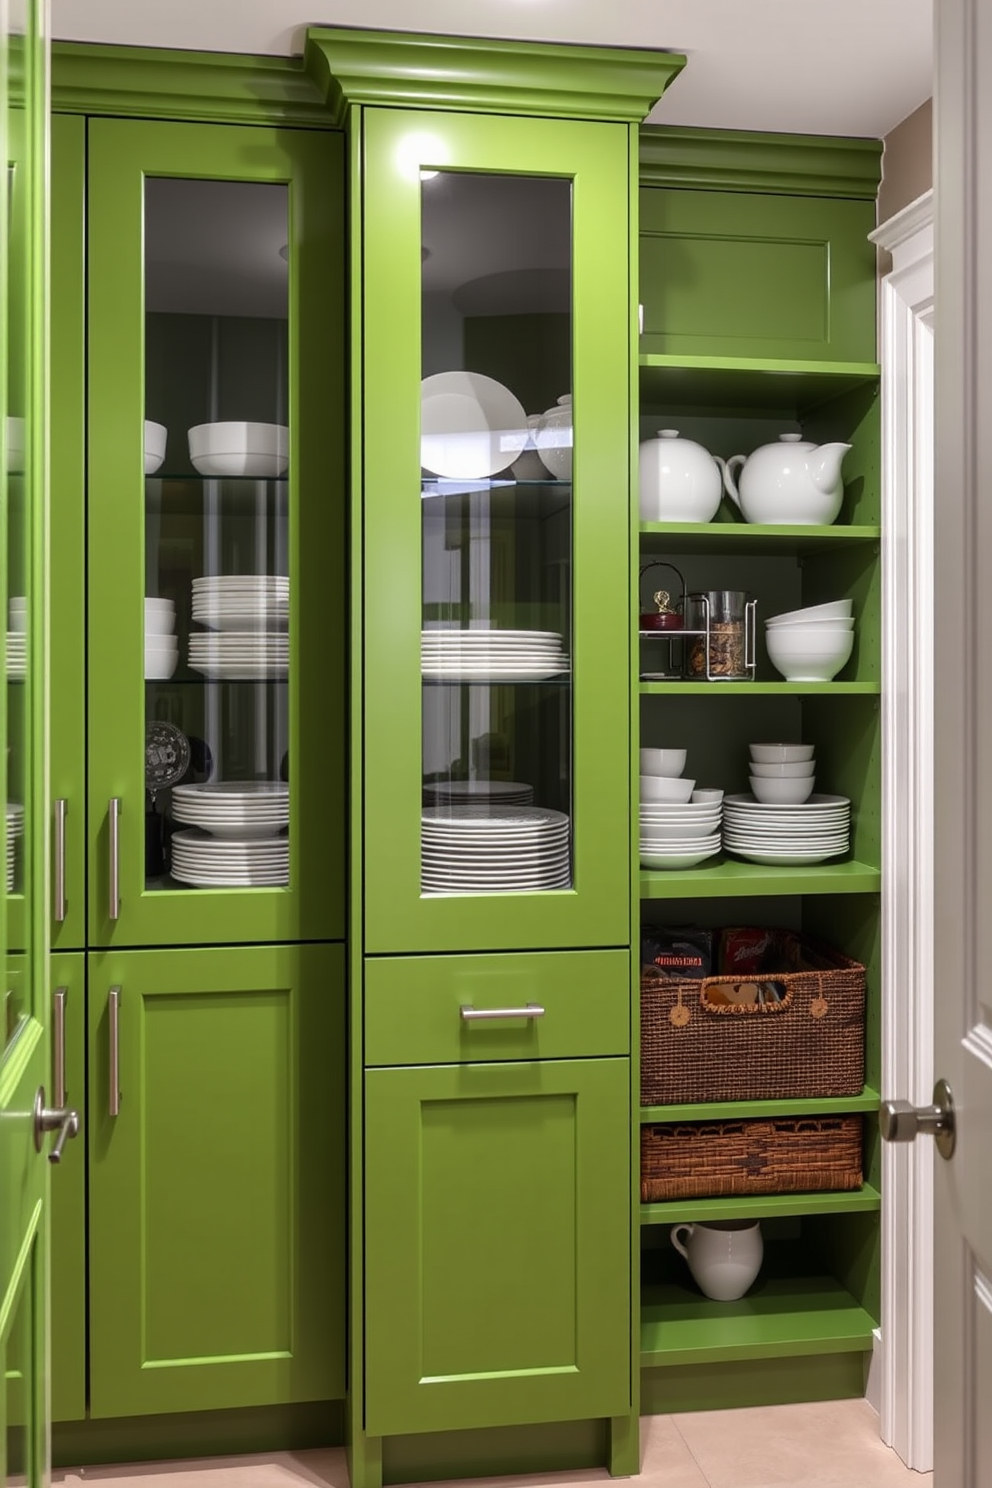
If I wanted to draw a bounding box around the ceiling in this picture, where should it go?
[51,0,933,139]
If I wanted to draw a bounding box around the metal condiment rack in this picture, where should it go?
[639,563,757,682]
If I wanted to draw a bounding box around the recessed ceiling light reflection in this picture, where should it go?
[420,169,440,181]
[395,130,449,183]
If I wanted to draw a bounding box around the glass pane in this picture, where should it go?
[143,179,290,892]
[4,1267,34,1486]
[4,0,29,1054]
[420,172,572,895]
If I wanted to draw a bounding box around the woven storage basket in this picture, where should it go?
[640,930,865,1105]
[640,1114,864,1202]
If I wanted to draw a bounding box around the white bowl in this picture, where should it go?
[145,616,176,637]
[766,614,855,630]
[749,743,814,763]
[749,774,815,805]
[145,420,167,476]
[7,610,26,634]
[765,626,855,682]
[145,651,178,680]
[639,774,696,803]
[640,843,722,870]
[765,599,853,625]
[691,788,724,804]
[7,415,24,474]
[749,761,816,778]
[639,747,687,778]
[188,422,288,479]
[639,817,720,842]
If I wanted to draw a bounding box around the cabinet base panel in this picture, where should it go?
[52,1401,345,1471]
[641,1352,868,1416]
[381,1418,608,1486]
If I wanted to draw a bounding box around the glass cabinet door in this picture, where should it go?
[363,110,632,953]
[87,120,344,948]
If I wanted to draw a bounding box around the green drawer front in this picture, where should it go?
[365,949,630,1067]
[639,187,877,363]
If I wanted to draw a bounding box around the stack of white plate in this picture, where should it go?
[422,806,570,893]
[422,629,569,681]
[170,828,289,887]
[6,803,23,893]
[6,631,25,679]
[192,575,289,632]
[171,782,289,839]
[722,793,851,865]
[423,780,534,809]
[146,597,178,680]
[639,799,723,870]
[188,631,289,679]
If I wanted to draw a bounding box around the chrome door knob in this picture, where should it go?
[879,1077,956,1160]
[33,1087,81,1165]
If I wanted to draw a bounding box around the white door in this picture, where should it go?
[927,0,992,1481]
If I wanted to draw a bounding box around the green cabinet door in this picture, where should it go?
[359,108,633,954]
[364,1057,631,1436]
[87,942,345,1418]
[87,117,346,950]
[49,954,86,1423]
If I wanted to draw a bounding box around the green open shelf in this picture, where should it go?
[638,680,879,695]
[639,520,880,557]
[640,1184,881,1227]
[639,858,880,899]
[640,1244,877,1368]
[640,1089,880,1125]
[638,355,880,414]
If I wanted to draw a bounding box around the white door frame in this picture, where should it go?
[869,190,935,1474]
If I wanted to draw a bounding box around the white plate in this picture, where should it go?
[423,628,564,639]
[193,616,290,633]
[639,846,722,869]
[422,872,572,887]
[639,833,722,849]
[724,836,849,851]
[174,783,288,799]
[188,664,289,679]
[724,793,850,810]
[171,872,289,887]
[725,847,849,866]
[420,373,528,479]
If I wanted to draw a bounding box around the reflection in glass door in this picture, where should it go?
[143,179,290,893]
[420,172,573,895]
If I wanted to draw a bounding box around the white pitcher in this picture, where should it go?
[670,1219,763,1300]
[722,433,851,525]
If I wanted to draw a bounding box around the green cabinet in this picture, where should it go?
[87,942,345,1418]
[364,1057,631,1436]
[86,116,345,950]
[49,954,86,1423]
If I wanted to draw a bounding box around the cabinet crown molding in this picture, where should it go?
[51,42,335,128]
[304,27,685,126]
[640,124,883,199]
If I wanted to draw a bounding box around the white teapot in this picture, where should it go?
[639,429,726,523]
[722,432,851,525]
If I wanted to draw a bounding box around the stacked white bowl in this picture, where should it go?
[723,742,851,865]
[7,597,26,680]
[145,420,167,475]
[145,597,177,680]
[765,599,855,681]
[749,740,815,805]
[188,421,288,479]
[6,802,24,892]
[639,748,722,869]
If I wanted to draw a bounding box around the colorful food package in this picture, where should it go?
[641,926,714,981]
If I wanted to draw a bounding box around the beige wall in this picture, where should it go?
[878,97,933,224]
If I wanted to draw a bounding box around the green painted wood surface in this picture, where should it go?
[639,681,880,696]
[639,1088,880,1124]
[640,1184,881,1226]
[638,356,880,415]
[49,113,86,952]
[640,1350,867,1415]
[305,28,685,126]
[639,860,881,899]
[87,943,345,1419]
[365,949,630,1066]
[639,190,877,364]
[49,954,86,1423]
[53,1401,345,1470]
[361,108,633,954]
[639,520,880,556]
[364,1058,631,1436]
[638,126,883,199]
[86,118,346,949]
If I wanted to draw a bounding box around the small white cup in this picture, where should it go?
[670,1220,763,1301]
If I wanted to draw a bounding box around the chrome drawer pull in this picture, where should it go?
[53,798,67,922]
[460,1003,545,1022]
[108,797,121,921]
[108,986,121,1117]
[53,986,67,1107]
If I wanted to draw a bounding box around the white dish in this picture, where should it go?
[748,743,815,764]
[193,577,289,590]
[145,420,167,476]
[749,775,815,805]
[7,415,24,474]
[188,422,288,479]
[188,663,289,679]
[765,626,854,682]
[749,761,816,778]
[691,789,724,804]
[766,615,855,631]
[145,654,178,680]
[639,747,688,778]
[421,372,528,479]
[764,599,853,626]
[640,775,695,803]
[724,792,849,810]
[639,832,721,850]
[725,847,848,866]
[639,819,722,842]
[640,845,722,869]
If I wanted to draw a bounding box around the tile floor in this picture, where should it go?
[52,1400,932,1487]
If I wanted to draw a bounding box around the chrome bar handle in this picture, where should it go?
[53,798,67,922]
[108,986,120,1117]
[108,797,121,921]
[53,986,67,1108]
[33,1088,81,1165]
[745,599,758,679]
[460,1003,546,1022]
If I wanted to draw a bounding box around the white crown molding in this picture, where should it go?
[876,200,934,1474]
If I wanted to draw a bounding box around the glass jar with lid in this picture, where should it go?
[684,590,756,681]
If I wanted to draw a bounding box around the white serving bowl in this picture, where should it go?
[639,817,721,842]
[766,614,855,631]
[145,420,167,476]
[640,841,722,870]
[145,648,178,681]
[145,616,176,637]
[7,415,25,474]
[639,747,687,778]
[765,599,853,626]
[749,774,815,805]
[188,422,288,479]
[639,774,696,803]
[7,600,26,634]
[749,743,814,764]
[691,788,724,804]
[765,626,855,682]
[749,761,816,778]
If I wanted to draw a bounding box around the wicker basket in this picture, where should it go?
[641,930,865,1106]
[640,1114,864,1202]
